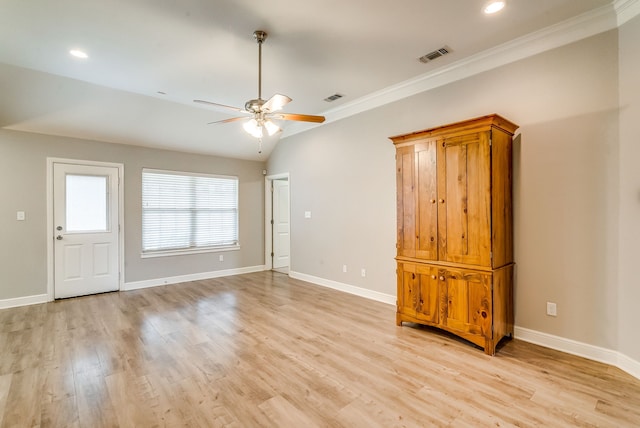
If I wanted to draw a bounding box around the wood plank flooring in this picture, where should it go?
[1,271,639,427]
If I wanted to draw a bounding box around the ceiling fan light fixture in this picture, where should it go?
[243,119,263,138]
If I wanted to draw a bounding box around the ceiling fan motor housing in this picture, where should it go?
[245,98,265,113]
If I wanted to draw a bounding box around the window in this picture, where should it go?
[66,174,108,232]
[142,169,239,256]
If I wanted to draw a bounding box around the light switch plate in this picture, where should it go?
[16,211,25,221]
[304,211,312,219]
[546,302,557,316]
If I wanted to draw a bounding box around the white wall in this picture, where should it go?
[0,130,266,300]
[618,15,640,363]
[268,30,621,351]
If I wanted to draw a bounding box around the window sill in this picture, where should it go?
[141,245,240,259]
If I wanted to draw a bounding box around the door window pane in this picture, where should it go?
[66,174,108,232]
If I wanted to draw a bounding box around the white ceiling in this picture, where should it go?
[0,0,618,160]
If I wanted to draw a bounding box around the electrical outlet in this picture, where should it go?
[546,302,557,316]
[219,254,224,262]
[361,268,366,278]
[342,265,347,273]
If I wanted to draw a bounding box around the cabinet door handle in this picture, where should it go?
[439,199,445,203]
[430,199,436,204]
[431,275,437,280]
[439,276,445,281]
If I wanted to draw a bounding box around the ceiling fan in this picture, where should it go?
[194,30,325,145]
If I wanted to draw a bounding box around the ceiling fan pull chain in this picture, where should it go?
[258,138,263,154]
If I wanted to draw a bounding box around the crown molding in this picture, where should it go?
[616,0,640,25]
[283,0,639,139]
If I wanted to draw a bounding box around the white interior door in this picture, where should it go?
[53,163,120,298]
[272,179,290,270]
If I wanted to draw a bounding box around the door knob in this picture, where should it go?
[56,235,63,240]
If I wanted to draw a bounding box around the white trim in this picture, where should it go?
[289,270,396,305]
[618,352,640,381]
[140,244,240,259]
[264,173,290,271]
[46,158,125,301]
[122,265,265,291]
[283,1,639,139]
[0,294,48,310]
[615,0,640,26]
[515,326,640,381]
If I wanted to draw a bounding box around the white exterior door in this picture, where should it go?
[272,179,290,269]
[53,163,120,298]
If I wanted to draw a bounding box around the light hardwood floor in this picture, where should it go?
[1,271,639,427]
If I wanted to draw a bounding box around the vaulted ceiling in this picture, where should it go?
[0,0,622,160]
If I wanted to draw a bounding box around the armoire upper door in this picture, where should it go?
[437,132,492,266]
[396,140,439,260]
[396,145,417,258]
[414,139,438,260]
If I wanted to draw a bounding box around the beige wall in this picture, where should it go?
[618,15,640,362]
[0,130,265,300]
[268,30,622,350]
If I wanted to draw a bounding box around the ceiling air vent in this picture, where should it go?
[324,93,344,102]
[418,46,451,64]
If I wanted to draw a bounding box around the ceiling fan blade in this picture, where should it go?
[262,94,292,112]
[272,113,326,123]
[194,99,245,113]
[208,116,248,125]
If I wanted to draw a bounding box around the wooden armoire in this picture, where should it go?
[390,114,518,355]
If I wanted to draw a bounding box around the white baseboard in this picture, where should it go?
[618,352,640,380]
[515,326,640,380]
[0,293,49,309]
[122,265,266,291]
[289,270,396,305]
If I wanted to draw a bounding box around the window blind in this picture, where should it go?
[142,169,238,253]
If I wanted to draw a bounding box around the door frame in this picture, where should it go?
[46,158,125,301]
[264,172,290,271]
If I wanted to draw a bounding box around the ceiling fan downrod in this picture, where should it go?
[254,30,267,102]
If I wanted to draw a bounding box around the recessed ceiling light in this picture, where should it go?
[69,49,89,59]
[484,1,506,14]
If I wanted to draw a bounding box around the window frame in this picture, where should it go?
[140,168,240,258]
